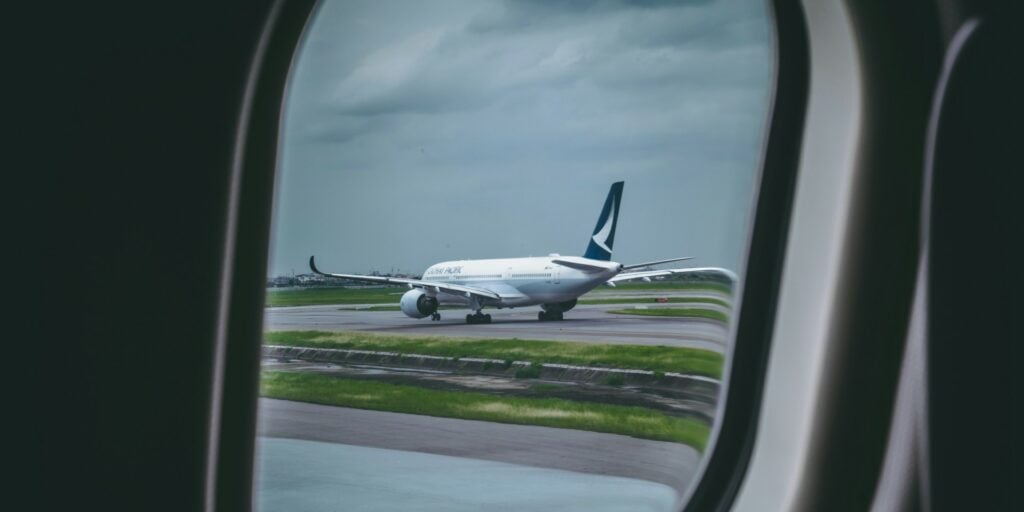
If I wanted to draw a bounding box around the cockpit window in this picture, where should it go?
[258,0,774,509]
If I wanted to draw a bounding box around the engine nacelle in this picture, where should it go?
[541,299,577,313]
[399,289,439,318]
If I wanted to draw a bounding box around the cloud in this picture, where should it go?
[467,0,714,34]
[332,29,446,112]
[329,24,596,116]
[271,0,774,275]
[318,0,768,120]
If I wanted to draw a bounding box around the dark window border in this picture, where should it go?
[682,0,808,510]
[212,1,319,510]
[218,1,810,511]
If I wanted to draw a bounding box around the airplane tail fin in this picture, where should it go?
[583,181,623,261]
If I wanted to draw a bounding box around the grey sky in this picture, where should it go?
[268,0,774,277]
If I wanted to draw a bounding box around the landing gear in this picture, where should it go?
[466,312,492,324]
[430,312,441,321]
[538,310,564,321]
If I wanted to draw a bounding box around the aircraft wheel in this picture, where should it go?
[538,311,546,321]
[554,311,564,321]
[466,314,474,324]
[484,314,492,324]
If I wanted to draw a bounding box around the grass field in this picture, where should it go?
[261,370,710,450]
[265,330,724,378]
[607,308,729,323]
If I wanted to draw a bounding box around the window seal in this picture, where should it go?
[209,1,320,510]
[681,0,809,510]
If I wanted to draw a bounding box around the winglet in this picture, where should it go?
[309,255,323,275]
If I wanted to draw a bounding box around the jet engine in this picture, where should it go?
[541,298,577,313]
[399,289,439,318]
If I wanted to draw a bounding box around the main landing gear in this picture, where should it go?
[430,313,441,321]
[538,310,564,321]
[466,311,492,324]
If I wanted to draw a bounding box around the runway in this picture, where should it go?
[258,291,725,507]
[259,398,700,495]
[264,302,731,353]
[257,438,679,511]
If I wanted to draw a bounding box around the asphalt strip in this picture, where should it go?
[256,437,679,512]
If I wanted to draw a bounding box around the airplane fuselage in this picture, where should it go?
[422,256,621,308]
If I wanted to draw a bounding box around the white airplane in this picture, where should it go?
[310,181,711,324]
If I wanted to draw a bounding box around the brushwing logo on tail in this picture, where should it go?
[591,199,616,253]
[583,181,623,261]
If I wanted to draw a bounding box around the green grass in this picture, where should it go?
[265,330,724,379]
[266,286,406,307]
[261,371,710,450]
[579,296,731,307]
[607,308,729,323]
[514,362,543,379]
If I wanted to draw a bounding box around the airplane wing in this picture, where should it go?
[607,266,738,285]
[308,256,501,300]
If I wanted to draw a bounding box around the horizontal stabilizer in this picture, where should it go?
[608,266,737,284]
[552,258,614,273]
[621,257,693,270]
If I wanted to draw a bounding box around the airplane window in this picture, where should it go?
[257,0,775,510]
